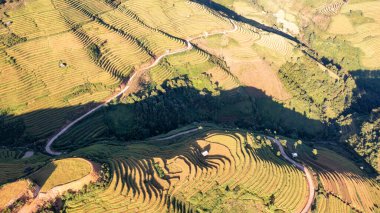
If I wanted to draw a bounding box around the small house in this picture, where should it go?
[59,61,67,68]
[5,21,12,26]
[201,150,209,157]
[291,153,298,158]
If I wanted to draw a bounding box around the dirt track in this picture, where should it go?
[45,21,237,155]
[268,136,315,213]
[18,160,99,213]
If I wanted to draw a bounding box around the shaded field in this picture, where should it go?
[29,158,92,193]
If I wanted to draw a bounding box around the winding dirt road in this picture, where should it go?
[45,21,237,155]
[268,136,315,213]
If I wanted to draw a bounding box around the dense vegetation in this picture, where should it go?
[279,56,355,120]
[106,76,254,140]
[344,109,380,171]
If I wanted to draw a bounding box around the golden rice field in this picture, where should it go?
[192,23,294,100]
[0,179,31,210]
[0,0,235,138]
[63,130,309,212]
[315,193,353,213]
[300,146,380,213]
[29,158,92,193]
[328,0,380,69]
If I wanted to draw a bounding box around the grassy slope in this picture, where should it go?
[29,158,92,192]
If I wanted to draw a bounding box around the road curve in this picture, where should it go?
[268,136,315,213]
[45,21,237,155]
[151,130,315,213]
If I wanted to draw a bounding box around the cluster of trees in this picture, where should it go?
[153,163,165,178]
[87,43,102,62]
[279,56,355,120]
[346,109,380,171]
[0,33,27,47]
[105,75,254,140]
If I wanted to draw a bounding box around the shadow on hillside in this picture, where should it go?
[347,69,380,114]
[0,84,328,151]
[191,0,301,44]
[328,69,380,176]
[28,161,57,192]
[338,69,380,139]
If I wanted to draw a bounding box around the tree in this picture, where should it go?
[269,194,275,206]
[294,140,302,149]
[312,148,318,156]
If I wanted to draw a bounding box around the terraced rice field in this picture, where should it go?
[63,130,308,212]
[0,150,49,184]
[123,0,233,39]
[318,1,346,16]
[191,23,292,100]
[51,112,108,151]
[0,149,23,160]
[316,193,352,213]
[0,0,239,139]
[149,48,239,91]
[328,0,380,69]
[255,33,295,57]
[300,147,380,212]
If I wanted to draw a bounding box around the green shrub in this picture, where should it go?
[153,163,165,178]
[1,33,27,47]
[88,44,102,61]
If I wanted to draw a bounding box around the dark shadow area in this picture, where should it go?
[334,69,380,177]
[0,81,330,152]
[51,78,328,152]
[347,70,380,114]
[0,155,50,185]
[0,102,101,148]
[28,161,57,192]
